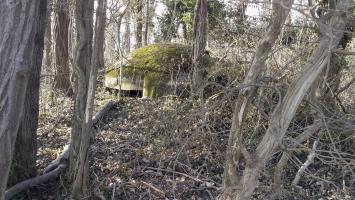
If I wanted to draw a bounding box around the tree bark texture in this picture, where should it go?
[54,0,72,95]
[97,0,107,69]
[43,3,52,71]
[72,0,105,197]
[68,2,76,88]
[0,1,47,199]
[117,16,123,60]
[123,10,131,55]
[143,0,153,46]
[69,0,94,197]
[69,0,94,198]
[143,0,149,46]
[192,0,208,90]
[10,0,48,186]
[135,0,143,49]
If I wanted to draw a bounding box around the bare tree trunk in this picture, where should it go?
[69,0,94,197]
[192,0,208,91]
[182,22,189,44]
[72,0,105,195]
[135,0,143,49]
[0,1,47,199]
[123,10,131,55]
[68,1,76,90]
[116,1,130,60]
[97,0,107,69]
[42,1,53,109]
[221,0,293,198]
[54,0,72,95]
[43,3,52,70]
[143,0,150,46]
[115,1,131,100]
[221,1,348,199]
[117,16,123,60]
[236,0,247,25]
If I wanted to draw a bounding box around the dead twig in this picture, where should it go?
[111,182,116,200]
[140,181,165,196]
[142,166,221,188]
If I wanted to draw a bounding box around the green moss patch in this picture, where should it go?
[105,43,215,97]
[126,43,192,75]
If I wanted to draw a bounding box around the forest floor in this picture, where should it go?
[15,86,354,199]
[25,88,227,200]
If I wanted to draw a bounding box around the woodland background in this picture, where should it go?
[0,0,354,199]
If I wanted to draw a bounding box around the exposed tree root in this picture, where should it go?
[92,101,115,125]
[44,144,70,174]
[5,164,67,200]
[5,101,116,200]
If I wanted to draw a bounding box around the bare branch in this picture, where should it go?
[333,49,355,56]
[336,77,355,95]
[292,140,319,186]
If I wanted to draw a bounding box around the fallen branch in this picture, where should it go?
[332,49,355,56]
[5,101,116,199]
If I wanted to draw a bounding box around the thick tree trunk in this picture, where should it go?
[0,1,47,199]
[69,0,94,198]
[192,0,208,91]
[10,0,48,186]
[54,0,72,95]
[221,0,293,198]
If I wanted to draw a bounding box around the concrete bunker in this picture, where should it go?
[104,43,192,98]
